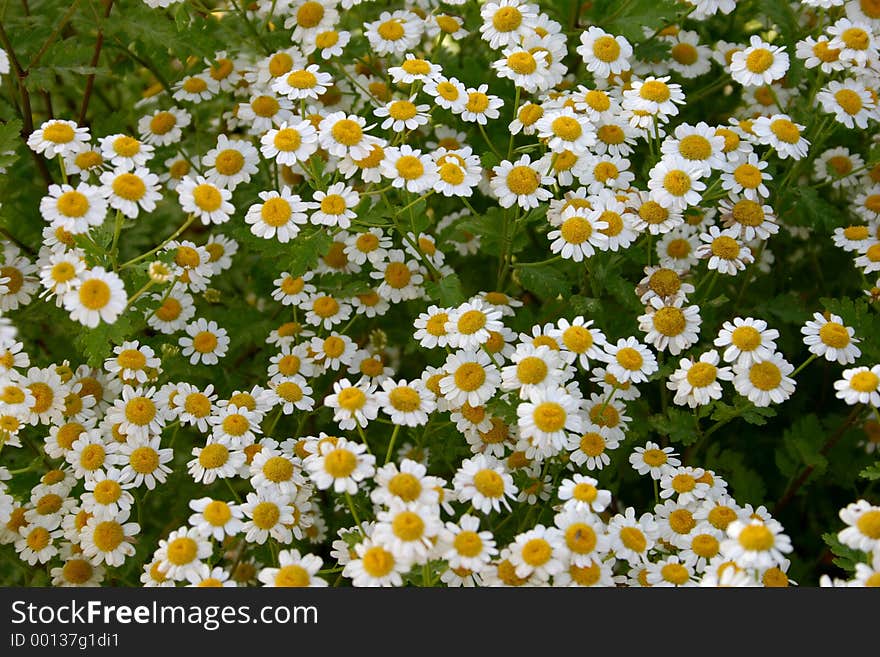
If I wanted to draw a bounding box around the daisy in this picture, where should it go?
[715,316,779,365]
[439,349,501,408]
[371,250,424,303]
[637,265,695,304]
[838,499,880,552]
[343,537,410,587]
[557,474,612,516]
[376,379,435,427]
[245,189,309,242]
[81,468,134,519]
[39,183,108,233]
[730,35,789,86]
[732,353,796,407]
[648,157,706,211]
[364,10,422,55]
[27,119,90,159]
[177,176,234,225]
[453,454,517,514]
[64,268,126,328]
[324,378,379,430]
[202,135,259,190]
[375,96,430,133]
[548,206,609,262]
[104,341,160,384]
[303,293,352,330]
[249,444,303,498]
[536,108,596,155]
[178,318,228,365]
[51,552,105,587]
[602,337,658,384]
[834,365,880,406]
[309,182,359,229]
[154,527,212,580]
[381,145,438,194]
[552,508,610,568]
[638,296,702,356]
[272,63,332,100]
[666,29,714,78]
[260,119,319,166]
[479,0,539,50]
[622,76,686,121]
[492,46,552,94]
[607,507,659,565]
[210,404,262,447]
[138,107,191,146]
[115,435,170,490]
[646,555,696,587]
[272,271,315,307]
[817,79,876,129]
[373,501,443,564]
[721,518,792,570]
[801,312,861,364]
[661,122,726,175]
[508,525,565,582]
[432,148,481,198]
[172,73,219,102]
[39,249,87,301]
[319,111,376,161]
[371,460,442,508]
[577,26,632,77]
[188,437,245,484]
[439,514,498,573]
[459,84,504,125]
[99,167,161,219]
[305,436,375,494]
[259,549,327,587]
[491,155,553,210]
[697,226,754,275]
[79,511,139,567]
[720,152,771,201]
[389,55,442,85]
[413,305,452,349]
[99,133,154,170]
[752,114,810,160]
[668,350,734,408]
[827,17,876,67]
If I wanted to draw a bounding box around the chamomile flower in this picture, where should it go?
[508,525,564,581]
[490,155,553,210]
[202,135,259,190]
[732,353,796,407]
[459,84,504,125]
[304,436,375,494]
[364,10,422,55]
[492,46,552,93]
[105,341,160,385]
[622,76,686,121]
[453,454,517,514]
[557,474,612,515]
[548,206,609,261]
[154,527,212,580]
[309,182,359,229]
[99,167,161,219]
[179,319,229,365]
[371,250,424,303]
[720,152,771,201]
[303,293,352,330]
[27,119,90,159]
[602,337,658,384]
[177,176,234,225]
[324,378,378,430]
[259,549,327,587]
[838,499,880,552]
[439,349,501,408]
[64,268,126,328]
[375,96,430,133]
[381,145,438,193]
[697,226,754,275]
[817,79,876,129]
[578,27,632,77]
[715,317,779,365]
[801,312,861,364]
[79,512,139,567]
[138,107,191,146]
[245,189,309,243]
[827,18,877,67]
[638,296,702,356]
[721,518,792,570]
[343,537,410,587]
[272,63,332,100]
[730,35,790,86]
[648,157,707,211]
[834,365,880,406]
[607,507,659,565]
[668,350,734,408]
[376,379,435,427]
[260,119,319,166]
[752,114,810,160]
[172,73,219,102]
[39,183,108,233]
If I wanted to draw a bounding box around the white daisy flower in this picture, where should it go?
[179,318,229,365]
[732,353,796,407]
[801,312,861,364]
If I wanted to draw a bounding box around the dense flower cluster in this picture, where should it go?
[1,0,879,587]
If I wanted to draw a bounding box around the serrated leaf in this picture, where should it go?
[822,532,865,574]
[775,414,827,481]
[515,263,571,300]
[650,407,700,446]
[859,461,880,480]
[424,274,465,306]
[287,230,333,277]
[0,120,22,170]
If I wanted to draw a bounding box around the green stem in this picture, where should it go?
[791,353,818,378]
[384,424,401,464]
[344,492,365,536]
[120,213,196,269]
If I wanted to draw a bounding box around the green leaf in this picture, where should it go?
[775,414,827,481]
[820,296,880,362]
[516,264,571,300]
[597,0,680,44]
[287,230,333,277]
[424,274,465,307]
[0,119,22,170]
[859,461,880,481]
[650,407,700,446]
[822,532,865,574]
[75,313,136,368]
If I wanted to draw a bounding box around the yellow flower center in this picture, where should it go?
[842,27,869,50]
[466,92,490,113]
[286,69,318,89]
[199,443,229,469]
[112,173,146,201]
[507,51,537,74]
[62,559,94,584]
[56,190,90,217]
[473,469,504,498]
[113,136,141,158]
[687,362,717,387]
[392,511,425,541]
[297,1,324,27]
[678,134,712,160]
[652,306,686,336]
[324,448,357,478]
[251,502,280,529]
[203,500,232,526]
[182,77,208,93]
[661,563,690,585]
[252,95,279,117]
[516,357,547,385]
[43,123,75,143]
[856,510,880,539]
[521,538,552,567]
[738,524,774,551]
[167,536,199,565]
[275,565,311,587]
[835,89,863,115]
[395,155,424,180]
[362,546,395,577]
[745,48,774,73]
[708,505,738,530]
[377,19,405,41]
[669,509,696,535]
[453,362,486,391]
[388,100,417,120]
[639,80,671,102]
[749,361,782,390]
[592,35,621,62]
[663,170,692,196]
[711,235,740,259]
[387,473,421,501]
[193,184,223,212]
[125,396,156,425]
[492,6,522,32]
[671,43,698,65]
[92,520,124,552]
[117,349,147,371]
[819,322,850,348]
[389,386,421,412]
[769,118,801,144]
[851,370,880,392]
[312,295,339,318]
[616,346,643,371]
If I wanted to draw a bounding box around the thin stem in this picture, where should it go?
[344,492,365,536]
[120,213,196,269]
[791,353,818,378]
[384,424,400,464]
[110,209,123,270]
